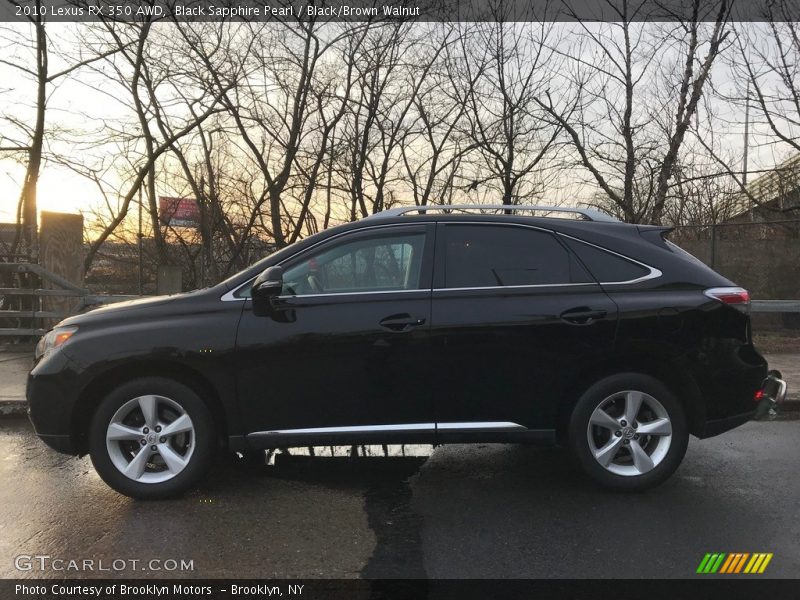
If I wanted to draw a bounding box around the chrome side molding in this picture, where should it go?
[436,421,527,431]
[248,421,527,438]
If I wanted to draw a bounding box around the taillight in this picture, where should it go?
[703,287,750,311]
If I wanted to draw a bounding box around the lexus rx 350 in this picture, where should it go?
[27,205,787,498]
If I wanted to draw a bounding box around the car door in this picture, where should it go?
[235,223,436,445]
[430,222,618,438]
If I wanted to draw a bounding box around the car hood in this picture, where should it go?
[58,289,210,328]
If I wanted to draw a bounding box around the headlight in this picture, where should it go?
[35,326,78,360]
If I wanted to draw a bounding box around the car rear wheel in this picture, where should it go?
[568,373,689,492]
[89,377,215,499]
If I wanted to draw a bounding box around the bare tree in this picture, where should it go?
[336,22,433,219]
[399,23,480,207]
[80,20,231,272]
[536,0,731,223]
[460,13,563,206]
[0,10,122,258]
[722,3,800,213]
[180,20,368,249]
[8,13,789,298]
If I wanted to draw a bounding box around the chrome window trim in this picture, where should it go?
[248,421,527,437]
[555,231,663,285]
[220,222,427,302]
[221,288,246,302]
[438,220,662,287]
[433,282,597,293]
[276,289,430,301]
[223,287,429,302]
[221,220,662,301]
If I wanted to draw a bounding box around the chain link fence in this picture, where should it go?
[669,219,800,301]
[669,219,800,332]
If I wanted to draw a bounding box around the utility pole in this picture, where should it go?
[137,186,144,295]
[743,82,752,221]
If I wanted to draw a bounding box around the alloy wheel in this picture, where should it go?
[105,395,195,483]
[586,390,673,477]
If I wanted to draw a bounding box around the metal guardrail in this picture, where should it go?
[0,262,138,338]
[83,295,140,306]
[751,300,800,313]
[0,288,84,297]
[0,262,81,337]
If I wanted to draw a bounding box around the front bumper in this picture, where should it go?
[26,350,82,455]
[35,433,78,454]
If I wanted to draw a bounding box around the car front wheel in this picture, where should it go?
[568,373,689,492]
[89,377,215,499]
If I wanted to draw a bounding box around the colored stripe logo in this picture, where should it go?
[696,553,773,574]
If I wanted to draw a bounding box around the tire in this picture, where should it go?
[89,377,215,499]
[568,373,689,492]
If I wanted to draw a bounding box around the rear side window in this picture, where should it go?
[563,238,650,283]
[443,225,592,288]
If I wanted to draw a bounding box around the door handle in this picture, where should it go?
[560,307,608,325]
[379,313,426,332]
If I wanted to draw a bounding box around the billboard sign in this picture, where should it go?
[159,196,200,228]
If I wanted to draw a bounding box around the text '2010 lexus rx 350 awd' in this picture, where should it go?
[28,205,787,498]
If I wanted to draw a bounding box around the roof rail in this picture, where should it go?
[366,204,619,223]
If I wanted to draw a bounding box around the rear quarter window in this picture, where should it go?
[563,238,651,283]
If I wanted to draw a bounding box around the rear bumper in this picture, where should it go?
[699,371,788,439]
[699,411,755,438]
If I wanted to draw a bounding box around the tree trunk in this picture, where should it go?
[16,15,47,260]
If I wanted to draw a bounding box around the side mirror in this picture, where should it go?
[252,265,284,317]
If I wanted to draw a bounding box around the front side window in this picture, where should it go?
[443,225,592,288]
[280,231,426,296]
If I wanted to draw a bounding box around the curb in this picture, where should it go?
[773,400,800,414]
[0,399,27,417]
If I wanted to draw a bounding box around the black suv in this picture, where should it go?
[27,205,786,498]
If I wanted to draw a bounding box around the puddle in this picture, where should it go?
[232,444,432,578]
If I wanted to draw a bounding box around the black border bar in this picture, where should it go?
[4,579,800,600]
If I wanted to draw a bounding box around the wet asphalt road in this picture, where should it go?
[1,416,798,580]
